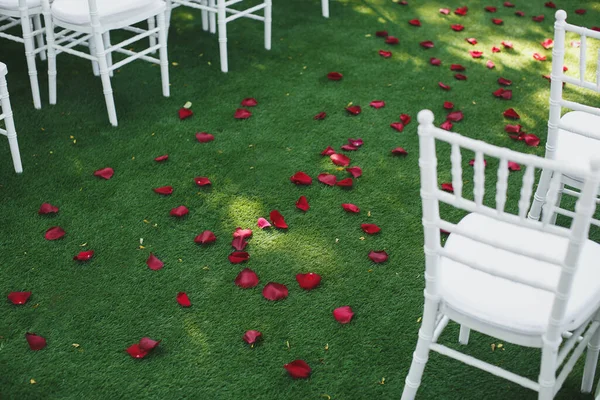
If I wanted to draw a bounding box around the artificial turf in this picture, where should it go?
[1,0,600,398]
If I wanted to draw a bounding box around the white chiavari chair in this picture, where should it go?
[528,10,600,224]
[0,0,47,109]
[41,0,170,126]
[167,0,271,73]
[0,62,23,173]
[401,110,600,400]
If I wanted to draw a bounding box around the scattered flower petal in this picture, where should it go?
[503,108,520,119]
[451,24,464,31]
[400,114,411,125]
[409,19,421,27]
[379,50,392,58]
[385,36,399,44]
[233,228,253,239]
[314,112,327,120]
[361,223,381,234]
[420,41,434,48]
[342,203,360,213]
[392,147,408,156]
[491,18,503,25]
[501,40,513,49]
[330,153,350,166]
[73,250,94,261]
[296,196,310,212]
[498,77,512,86]
[178,108,193,120]
[486,60,495,69]
[176,292,191,307]
[505,124,522,133]
[147,253,164,270]
[321,146,336,156]
[454,73,467,80]
[336,178,353,187]
[439,8,450,15]
[194,230,216,244]
[346,105,361,115]
[154,154,169,162]
[532,15,545,22]
[94,167,114,180]
[270,210,288,229]
[441,183,454,192]
[466,38,477,45]
[375,31,388,37]
[284,360,311,379]
[430,57,441,66]
[257,217,271,229]
[446,111,464,122]
[231,236,248,251]
[438,82,451,91]
[229,251,250,264]
[154,186,173,195]
[296,272,322,290]
[533,52,547,61]
[368,250,389,263]
[327,72,343,80]
[241,98,258,107]
[39,203,59,215]
[469,50,483,58]
[440,120,453,130]
[318,173,337,186]
[170,205,189,217]
[370,100,385,109]
[541,38,554,49]
[263,282,288,301]
[194,177,211,186]
[333,306,354,324]
[8,291,31,305]
[196,132,215,143]
[450,64,465,71]
[290,171,313,185]
[243,330,262,344]
[493,88,512,100]
[26,333,47,351]
[443,101,454,109]
[235,268,260,288]
[45,226,65,240]
[508,161,521,171]
[390,122,405,132]
[234,108,252,119]
[346,166,362,178]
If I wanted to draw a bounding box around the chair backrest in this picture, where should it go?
[547,10,600,150]
[417,109,600,340]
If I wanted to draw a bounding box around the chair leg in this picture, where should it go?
[217,0,228,73]
[41,6,57,105]
[321,0,329,18]
[401,297,440,400]
[528,169,553,221]
[156,11,170,98]
[102,31,114,77]
[0,76,23,173]
[147,17,157,54]
[538,344,558,400]
[20,14,42,109]
[33,15,46,61]
[264,0,271,50]
[201,0,209,31]
[89,39,100,76]
[209,0,216,34]
[582,325,600,393]
[458,325,470,345]
[91,32,117,126]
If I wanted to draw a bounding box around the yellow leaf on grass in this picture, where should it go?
[30,379,36,384]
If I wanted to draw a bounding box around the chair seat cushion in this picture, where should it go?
[0,0,40,10]
[52,0,162,25]
[439,213,600,336]
[555,111,600,173]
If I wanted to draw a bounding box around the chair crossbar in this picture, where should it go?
[559,100,600,118]
[557,319,591,367]
[430,343,540,391]
[562,75,600,92]
[0,126,6,137]
[225,4,266,23]
[54,44,96,62]
[105,28,159,54]
[224,0,244,7]
[0,31,23,43]
[437,219,564,267]
[0,18,20,33]
[54,30,86,46]
[56,34,91,53]
[432,315,450,343]
[109,46,160,71]
[555,321,600,394]
[565,23,600,40]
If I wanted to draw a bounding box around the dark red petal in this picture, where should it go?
[194,177,211,186]
[484,6,497,12]
[454,6,468,16]
[73,250,94,261]
[390,122,405,132]
[346,166,362,178]
[296,273,322,290]
[505,124,522,133]
[147,253,164,270]
[532,15,545,22]
[379,50,392,58]
[492,18,503,25]
[466,38,478,45]
[231,236,248,251]
[178,108,193,120]
[243,330,262,345]
[194,230,216,244]
[498,77,512,86]
[392,147,408,156]
[26,333,47,350]
[154,154,169,162]
[241,98,258,107]
[342,203,360,213]
[454,73,467,80]
[438,82,451,91]
[327,72,343,80]
[541,38,554,49]
[314,112,327,120]
[375,30,388,37]
[139,337,161,352]
[515,10,524,16]
[450,64,465,72]
[8,291,31,305]
[318,173,336,186]
[420,40,434,48]
[507,161,521,171]
[501,40,513,48]
[153,186,173,195]
[341,144,359,151]
[504,1,515,7]
[440,120,453,131]
[369,100,386,109]
[469,159,487,167]
[126,343,149,359]
[320,146,336,156]
[348,138,364,147]
[336,178,353,187]
[408,19,421,27]
[469,50,483,58]
[533,52,547,61]
[493,88,512,99]
[229,251,250,264]
[368,250,389,263]
[269,210,288,229]
[385,36,399,45]
[492,46,501,53]
[361,223,381,234]
[290,171,313,185]
[94,167,114,180]
[284,360,311,379]
[333,306,355,324]
[176,292,191,307]
[330,153,350,166]
[39,203,59,215]
[345,105,362,115]
[235,268,259,288]
[446,110,463,122]
[196,132,215,143]
[441,182,454,192]
[575,9,586,15]
[234,108,252,119]
[400,114,411,125]
[451,24,464,31]
[170,205,189,217]
[296,196,310,212]
[45,226,65,240]
[443,101,454,109]
[233,228,253,239]
[262,282,288,301]
[430,57,441,66]
[523,134,540,147]
[503,108,520,120]
[544,1,556,8]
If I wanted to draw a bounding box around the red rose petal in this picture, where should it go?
[454,73,467,80]
[341,144,359,151]
[392,147,408,156]
[469,50,483,58]
[370,100,386,109]
[346,105,361,115]
[440,120,453,130]
[284,360,311,379]
[441,182,454,192]
[505,124,522,133]
[466,38,477,45]
[296,195,310,212]
[515,10,524,16]
[451,24,464,31]
[25,333,47,350]
[379,50,392,58]
[409,19,421,27]
[270,210,288,229]
[541,38,554,49]
[493,88,512,100]
[336,178,353,187]
[154,154,169,162]
[321,146,336,156]
[333,305,354,324]
[400,114,411,125]
[176,292,191,307]
[44,226,65,240]
[346,166,362,178]
[243,330,262,345]
[241,98,258,107]
[469,159,487,167]
[234,108,252,119]
[523,134,540,147]
[231,236,248,251]
[330,153,350,166]
[139,337,161,352]
[296,273,322,290]
[147,253,164,270]
[290,171,313,185]
[375,31,388,37]
[178,108,193,120]
[348,138,363,147]
[314,112,327,120]
[390,122,405,132]
[233,228,252,239]
[443,101,454,109]
[420,40,434,48]
[502,40,514,48]
[318,173,337,186]
[504,1,514,7]
[126,344,148,358]
[327,72,343,80]
[498,77,512,86]
[235,268,260,288]
[532,15,545,22]
[544,1,556,8]
[507,161,521,171]
[454,6,468,16]
[533,53,547,61]
[94,167,114,180]
[439,8,449,15]
[503,108,520,119]
[194,230,216,244]
[73,250,94,261]
[485,6,497,12]
[229,251,250,264]
[492,46,501,53]
[446,111,463,122]
[8,291,31,305]
[575,9,586,15]
[368,250,389,263]
[196,132,215,143]
[262,282,288,301]
[257,218,271,229]
[430,57,441,66]
[39,203,59,215]
[385,36,399,45]
[194,177,211,186]
[486,60,495,69]
[361,223,381,234]
[342,203,360,213]
[170,205,189,217]
[492,18,503,25]
[154,186,173,195]
[450,64,466,71]
[438,82,451,91]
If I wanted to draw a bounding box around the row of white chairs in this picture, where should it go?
[402,10,600,400]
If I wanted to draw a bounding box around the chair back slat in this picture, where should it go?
[473,151,485,205]
[542,172,563,226]
[450,144,463,199]
[579,34,587,84]
[496,158,508,213]
[518,166,535,219]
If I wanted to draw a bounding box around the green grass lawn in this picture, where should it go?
[1,0,600,398]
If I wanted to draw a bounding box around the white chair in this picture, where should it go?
[167,0,271,73]
[0,0,47,109]
[528,10,600,223]
[321,0,329,18]
[401,110,600,400]
[0,62,23,173]
[41,0,170,126]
